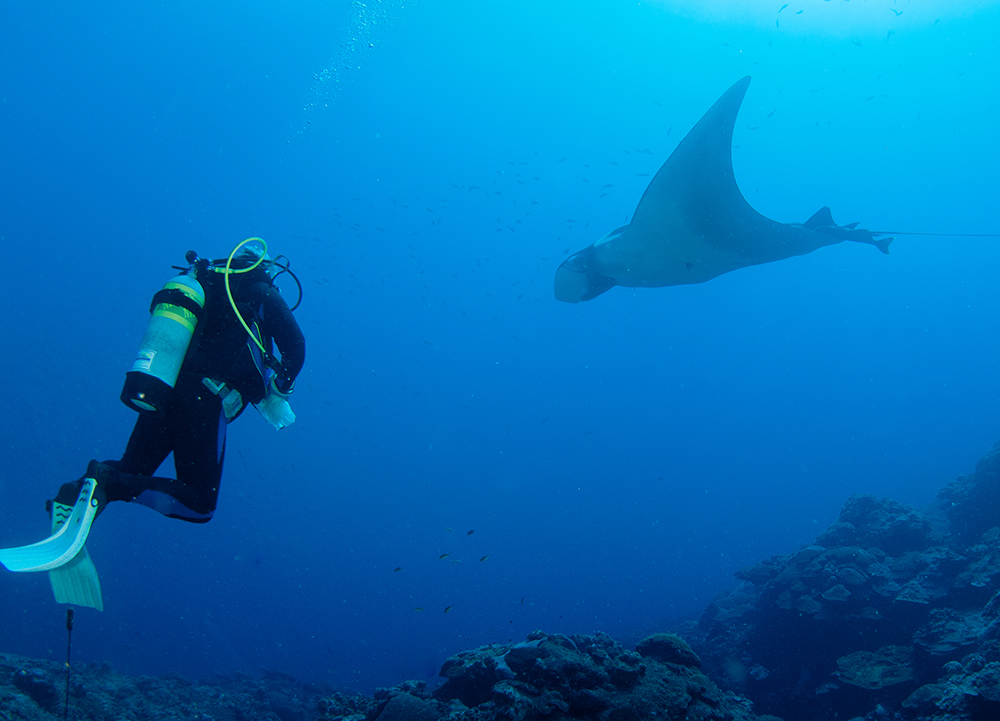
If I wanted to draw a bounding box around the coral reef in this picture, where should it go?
[0,631,775,721]
[690,441,1000,721]
[0,651,342,721]
[426,629,772,721]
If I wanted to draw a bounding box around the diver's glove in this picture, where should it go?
[258,372,296,430]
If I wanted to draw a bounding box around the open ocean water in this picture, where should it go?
[1,0,998,693]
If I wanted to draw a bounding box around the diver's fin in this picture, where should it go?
[0,479,98,573]
[47,501,104,611]
[49,548,103,610]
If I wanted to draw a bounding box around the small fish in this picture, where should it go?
[795,9,802,13]
[520,598,524,606]
[530,200,539,205]
[779,3,787,11]
[637,173,650,177]
[439,553,450,560]
[394,567,403,572]
[766,109,776,118]
[444,605,454,614]
[602,184,614,188]
[890,8,902,16]
[480,555,490,562]
[467,530,475,536]
[414,607,425,612]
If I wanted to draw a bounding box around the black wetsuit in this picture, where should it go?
[58,266,305,522]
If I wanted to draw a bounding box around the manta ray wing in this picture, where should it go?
[554,76,883,303]
[628,76,756,249]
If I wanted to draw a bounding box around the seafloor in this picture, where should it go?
[5,441,1000,721]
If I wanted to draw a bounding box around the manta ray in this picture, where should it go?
[554,75,892,303]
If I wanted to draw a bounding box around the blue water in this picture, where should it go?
[1,0,998,693]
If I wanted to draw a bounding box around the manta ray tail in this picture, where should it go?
[871,236,894,255]
[797,206,892,255]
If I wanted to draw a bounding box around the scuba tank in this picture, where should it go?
[119,239,302,419]
[120,269,205,416]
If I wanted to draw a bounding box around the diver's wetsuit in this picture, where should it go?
[57,266,305,522]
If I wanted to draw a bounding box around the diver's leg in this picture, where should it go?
[50,413,173,516]
[167,375,227,520]
[124,375,226,523]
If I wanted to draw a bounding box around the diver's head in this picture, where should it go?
[230,241,279,278]
[233,243,269,266]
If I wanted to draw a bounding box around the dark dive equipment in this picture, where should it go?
[120,238,302,416]
[120,271,206,416]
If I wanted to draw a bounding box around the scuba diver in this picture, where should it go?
[0,238,305,610]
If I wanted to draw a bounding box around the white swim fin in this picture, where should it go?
[48,500,104,611]
[0,478,98,573]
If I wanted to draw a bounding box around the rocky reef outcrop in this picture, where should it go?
[422,629,774,721]
[690,441,1000,721]
[0,631,777,721]
[0,650,341,721]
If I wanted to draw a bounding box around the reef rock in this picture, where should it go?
[0,632,774,721]
[0,650,348,721]
[634,633,701,667]
[834,645,915,690]
[433,630,771,721]
[691,441,1000,721]
[937,441,1000,546]
[816,494,943,556]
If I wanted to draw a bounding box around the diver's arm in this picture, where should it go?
[262,286,305,391]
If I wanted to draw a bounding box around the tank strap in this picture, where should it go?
[150,288,205,320]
